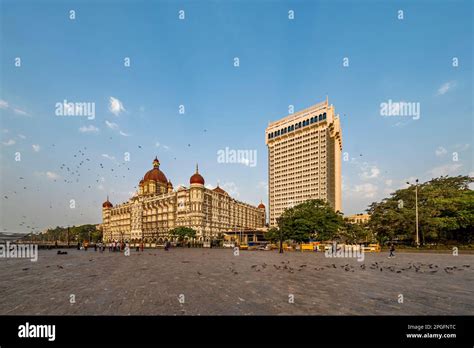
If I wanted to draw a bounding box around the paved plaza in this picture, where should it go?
[0,248,472,315]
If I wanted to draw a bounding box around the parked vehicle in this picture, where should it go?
[362,243,381,252]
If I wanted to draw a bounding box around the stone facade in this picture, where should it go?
[101,158,266,243]
[265,98,342,226]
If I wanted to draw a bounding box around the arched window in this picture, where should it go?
[299,122,302,128]
[319,114,322,121]
[323,112,327,119]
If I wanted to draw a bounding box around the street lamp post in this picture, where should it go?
[406,179,420,247]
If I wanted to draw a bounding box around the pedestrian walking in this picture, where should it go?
[389,243,395,258]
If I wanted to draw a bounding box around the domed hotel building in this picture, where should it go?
[100,157,266,243]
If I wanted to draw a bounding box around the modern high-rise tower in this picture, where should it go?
[265,98,342,227]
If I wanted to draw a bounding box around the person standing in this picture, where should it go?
[389,243,395,258]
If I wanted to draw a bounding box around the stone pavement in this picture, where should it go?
[0,248,472,315]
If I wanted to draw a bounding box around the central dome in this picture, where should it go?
[190,164,205,185]
[143,157,168,184]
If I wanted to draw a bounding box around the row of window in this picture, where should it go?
[268,113,327,139]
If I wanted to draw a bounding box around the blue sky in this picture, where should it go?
[1,0,472,233]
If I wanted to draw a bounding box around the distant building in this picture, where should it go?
[346,213,370,224]
[101,157,266,243]
[265,98,342,226]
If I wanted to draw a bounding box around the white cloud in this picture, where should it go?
[0,99,29,116]
[0,100,9,109]
[13,108,29,116]
[32,144,40,152]
[428,163,463,177]
[256,181,268,191]
[102,154,115,161]
[360,164,380,180]
[2,139,15,146]
[454,143,470,151]
[105,120,119,130]
[108,97,125,116]
[435,146,447,157]
[18,134,26,139]
[97,184,105,191]
[222,182,239,197]
[79,125,99,133]
[46,171,60,180]
[353,183,378,198]
[437,81,456,96]
[156,141,170,150]
[105,120,130,136]
[385,179,393,186]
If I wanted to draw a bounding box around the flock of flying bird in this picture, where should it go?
[2,134,209,236]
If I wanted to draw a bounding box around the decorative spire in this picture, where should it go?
[196,163,199,173]
[153,156,160,168]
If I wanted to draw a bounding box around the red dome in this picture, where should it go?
[102,198,113,208]
[258,202,265,209]
[190,164,205,185]
[143,157,168,184]
[144,168,168,183]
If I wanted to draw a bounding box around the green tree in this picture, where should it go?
[367,175,474,245]
[265,226,289,253]
[339,221,370,244]
[268,199,345,253]
[169,227,196,244]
